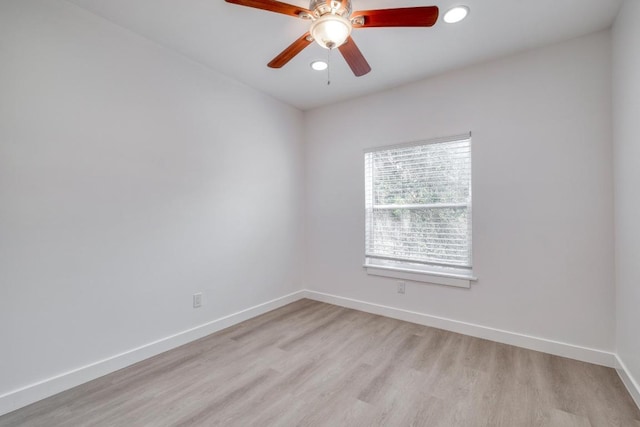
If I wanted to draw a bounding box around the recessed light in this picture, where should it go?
[443,6,469,24]
[310,60,328,71]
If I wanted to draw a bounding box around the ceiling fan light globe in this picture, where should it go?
[310,14,352,49]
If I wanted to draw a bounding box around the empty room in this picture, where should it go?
[1,0,639,425]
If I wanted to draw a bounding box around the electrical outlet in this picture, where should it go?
[193,293,202,308]
[397,281,406,294]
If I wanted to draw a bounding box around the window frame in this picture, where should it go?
[363,133,476,288]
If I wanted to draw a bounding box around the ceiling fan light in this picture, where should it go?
[443,6,469,24]
[310,14,352,49]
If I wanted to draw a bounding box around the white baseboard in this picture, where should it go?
[615,355,640,410]
[303,290,616,368]
[0,290,306,417]
[1,289,625,418]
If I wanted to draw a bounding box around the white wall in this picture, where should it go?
[613,0,640,398]
[0,0,303,402]
[304,31,614,352]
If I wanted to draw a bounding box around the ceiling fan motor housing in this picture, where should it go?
[309,0,352,18]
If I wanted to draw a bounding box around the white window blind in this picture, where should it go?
[364,134,472,273]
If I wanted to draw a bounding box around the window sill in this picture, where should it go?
[364,264,477,289]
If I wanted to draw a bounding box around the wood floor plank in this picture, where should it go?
[1,299,639,427]
[546,408,593,427]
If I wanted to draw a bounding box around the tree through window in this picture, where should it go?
[364,134,472,276]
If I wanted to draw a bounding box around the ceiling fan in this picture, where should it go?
[225,0,439,76]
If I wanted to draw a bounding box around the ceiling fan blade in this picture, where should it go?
[351,6,439,28]
[338,37,371,77]
[225,0,311,18]
[268,32,313,68]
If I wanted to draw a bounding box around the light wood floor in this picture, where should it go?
[2,299,639,427]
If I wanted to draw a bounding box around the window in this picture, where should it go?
[364,133,474,287]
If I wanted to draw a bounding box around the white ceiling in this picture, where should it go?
[66,0,622,110]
